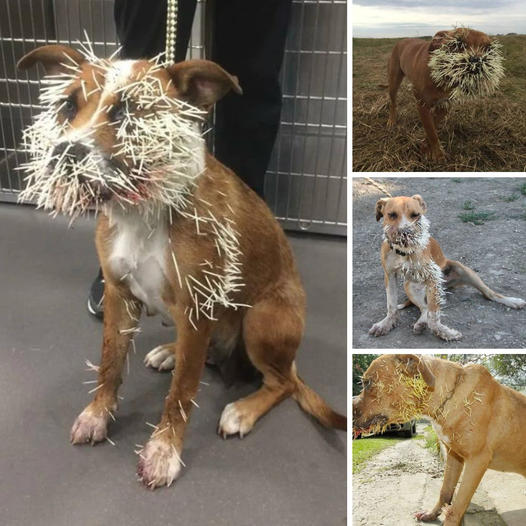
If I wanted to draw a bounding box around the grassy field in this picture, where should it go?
[353,34,526,172]
[352,436,404,473]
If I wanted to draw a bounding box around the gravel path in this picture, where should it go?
[352,427,522,525]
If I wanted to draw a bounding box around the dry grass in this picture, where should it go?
[353,34,526,172]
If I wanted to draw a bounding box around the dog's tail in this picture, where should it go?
[444,259,526,309]
[290,362,347,431]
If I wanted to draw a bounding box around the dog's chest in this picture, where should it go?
[108,213,171,319]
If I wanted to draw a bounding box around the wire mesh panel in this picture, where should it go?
[265,0,347,235]
[0,0,205,203]
[0,0,347,235]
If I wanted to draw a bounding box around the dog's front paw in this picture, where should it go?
[137,436,183,489]
[70,405,109,445]
[218,402,255,439]
[414,510,439,522]
[431,324,462,341]
[144,344,175,371]
[420,142,445,162]
[368,316,396,337]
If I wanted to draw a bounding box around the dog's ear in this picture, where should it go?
[375,198,389,221]
[17,45,85,75]
[429,30,450,52]
[411,194,427,213]
[395,354,435,390]
[166,60,243,111]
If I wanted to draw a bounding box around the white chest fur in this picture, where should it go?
[107,209,171,320]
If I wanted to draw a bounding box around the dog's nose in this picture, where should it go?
[352,396,362,418]
[50,142,90,163]
[49,142,91,180]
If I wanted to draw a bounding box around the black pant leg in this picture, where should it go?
[212,0,292,198]
[113,0,196,61]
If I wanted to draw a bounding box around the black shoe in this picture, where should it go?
[87,268,104,320]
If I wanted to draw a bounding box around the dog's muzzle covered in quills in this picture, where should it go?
[428,36,504,100]
[383,215,430,252]
[18,41,207,221]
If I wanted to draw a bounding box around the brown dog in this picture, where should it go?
[17,44,346,489]
[387,28,498,160]
[353,354,526,526]
[370,194,525,341]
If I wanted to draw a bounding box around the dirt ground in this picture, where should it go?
[353,424,526,525]
[352,177,526,349]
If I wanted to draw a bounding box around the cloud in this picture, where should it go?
[352,1,526,37]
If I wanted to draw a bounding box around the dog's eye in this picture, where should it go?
[109,102,127,122]
[58,97,77,121]
[388,212,398,220]
[410,212,420,219]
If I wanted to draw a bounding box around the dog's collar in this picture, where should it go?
[389,243,408,257]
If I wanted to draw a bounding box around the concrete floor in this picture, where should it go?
[0,203,347,526]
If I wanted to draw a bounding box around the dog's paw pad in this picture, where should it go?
[137,438,182,489]
[144,345,175,371]
[218,402,254,439]
[70,407,108,445]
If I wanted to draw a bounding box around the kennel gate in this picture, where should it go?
[0,0,347,235]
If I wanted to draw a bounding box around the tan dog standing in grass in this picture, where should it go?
[387,28,503,161]
[353,354,526,526]
[370,194,525,341]
[17,44,346,489]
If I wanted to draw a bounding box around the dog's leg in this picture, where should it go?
[415,451,464,522]
[416,99,445,161]
[369,272,398,336]
[405,281,428,334]
[387,52,404,127]
[445,259,526,309]
[218,297,298,438]
[433,104,448,129]
[71,283,141,444]
[426,282,462,341]
[144,342,176,371]
[442,453,491,526]
[137,306,211,488]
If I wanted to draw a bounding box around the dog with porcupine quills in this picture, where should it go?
[17,43,346,489]
[370,194,525,341]
[388,27,504,161]
[353,354,526,526]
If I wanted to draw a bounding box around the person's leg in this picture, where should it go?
[88,1,197,319]
[212,0,292,198]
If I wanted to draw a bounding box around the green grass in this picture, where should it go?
[462,200,475,210]
[452,178,463,183]
[502,193,520,202]
[458,210,497,224]
[423,426,439,455]
[520,183,526,196]
[353,437,404,473]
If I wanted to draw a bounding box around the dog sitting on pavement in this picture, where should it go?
[17,43,346,489]
[353,354,526,526]
[369,194,525,341]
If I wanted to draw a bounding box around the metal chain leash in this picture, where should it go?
[165,0,179,64]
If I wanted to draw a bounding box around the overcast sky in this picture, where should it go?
[353,0,526,38]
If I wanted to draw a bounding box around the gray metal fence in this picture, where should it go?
[0,0,346,235]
